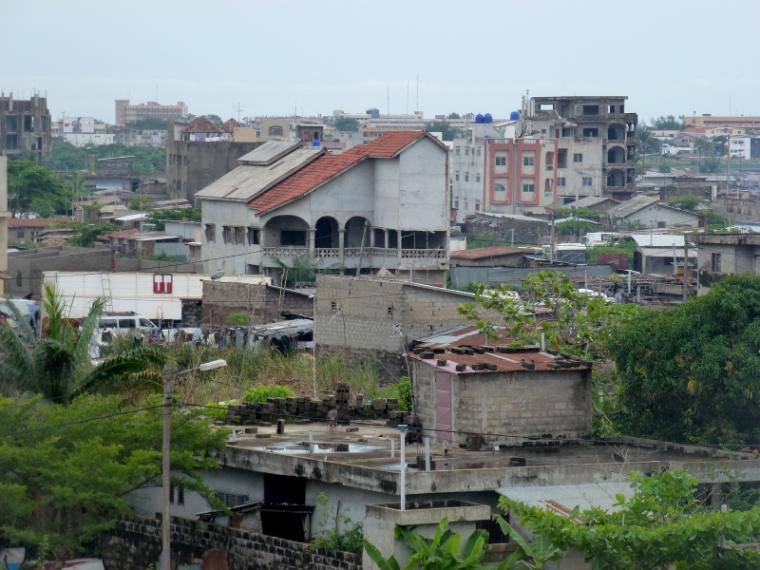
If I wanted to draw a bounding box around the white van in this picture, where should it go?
[98,315,158,335]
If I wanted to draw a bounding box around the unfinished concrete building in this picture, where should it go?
[524,96,638,202]
[0,94,52,158]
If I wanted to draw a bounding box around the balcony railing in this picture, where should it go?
[262,246,447,260]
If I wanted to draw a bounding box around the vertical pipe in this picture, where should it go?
[390,437,395,459]
[399,424,408,510]
[423,436,431,472]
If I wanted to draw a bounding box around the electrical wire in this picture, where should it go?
[0,403,164,439]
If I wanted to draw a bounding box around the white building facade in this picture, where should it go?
[198,132,450,286]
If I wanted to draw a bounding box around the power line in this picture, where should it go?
[0,404,164,439]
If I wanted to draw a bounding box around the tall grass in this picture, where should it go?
[112,339,385,405]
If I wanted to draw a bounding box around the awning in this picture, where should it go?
[497,481,633,515]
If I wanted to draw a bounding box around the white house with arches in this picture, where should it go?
[197,131,450,286]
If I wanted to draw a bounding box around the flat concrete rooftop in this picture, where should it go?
[222,420,760,495]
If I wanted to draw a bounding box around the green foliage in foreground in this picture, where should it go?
[364,518,488,570]
[0,395,226,561]
[0,284,165,404]
[310,492,363,554]
[242,384,295,403]
[8,159,71,216]
[610,275,760,445]
[503,471,760,570]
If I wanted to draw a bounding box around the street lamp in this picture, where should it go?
[161,359,227,570]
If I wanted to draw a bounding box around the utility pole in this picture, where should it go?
[683,237,689,302]
[161,366,173,570]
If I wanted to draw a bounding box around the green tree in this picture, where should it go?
[447,112,461,120]
[651,114,685,130]
[459,272,640,361]
[666,193,702,211]
[334,116,360,132]
[0,394,226,561]
[44,143,165,175]
[610,275,760,445]
[61,221,117,247]
[425,121,462,142]
[144,207,201,230]
[8,160,71,216]
[0,284,164,404]
[635,126,661,155]
[501,470,760,570]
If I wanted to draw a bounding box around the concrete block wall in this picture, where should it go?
[413,362,592,446]
[202,281,313,327]
[315,275,489,382]
[102,515,361,570]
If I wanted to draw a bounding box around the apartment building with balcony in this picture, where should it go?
[197,131,450,286]
[524,96,638,202]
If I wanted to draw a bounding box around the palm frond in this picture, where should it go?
[74,346,167,397]
[42,283,74,345]
[73,297,106,367]
[0,299,35,342]
[0,323,34,389]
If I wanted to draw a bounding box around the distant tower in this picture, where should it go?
[114,99,129,127]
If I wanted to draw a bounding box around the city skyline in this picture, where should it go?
[3,0,760,123]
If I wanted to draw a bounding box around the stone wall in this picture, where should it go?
[102,514,361,570]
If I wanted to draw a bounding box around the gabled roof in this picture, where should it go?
[247,131,441,214]
[566,196,620,209]
[450,246,541,260]
[183,116,222,134]
[628,233,685,248]
[609,194,661,218]
[222,118,240,132]
[238,140,302,166]
[196,146,325,202]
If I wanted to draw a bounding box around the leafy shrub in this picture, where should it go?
[242,384,295,403]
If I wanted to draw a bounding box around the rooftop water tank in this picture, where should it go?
[311,136,321,147]
[475,113,484,123]
[484,113,493,123]
[510,111,520,121]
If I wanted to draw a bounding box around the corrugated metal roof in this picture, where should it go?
[238,140,302,165]
[566,196,620,209]
[195,147,324,202]
[497,481,633,514]
[609,195,660,218]
[450,246,541,260]
[629,233,685,248]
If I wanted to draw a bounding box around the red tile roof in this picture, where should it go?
[184,116,222,134]
[450,246,542,260]
[222,118,241,132]
[248,131,430,214]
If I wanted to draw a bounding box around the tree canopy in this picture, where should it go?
[651,115,685,130]
[44,142,165,175]
[610,275,760,445]
[8,160,71,216]
[502,470,760,570]
[0,394,226,561]
[333,116,360,132]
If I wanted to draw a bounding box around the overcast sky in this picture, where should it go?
[2,0,759,124]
